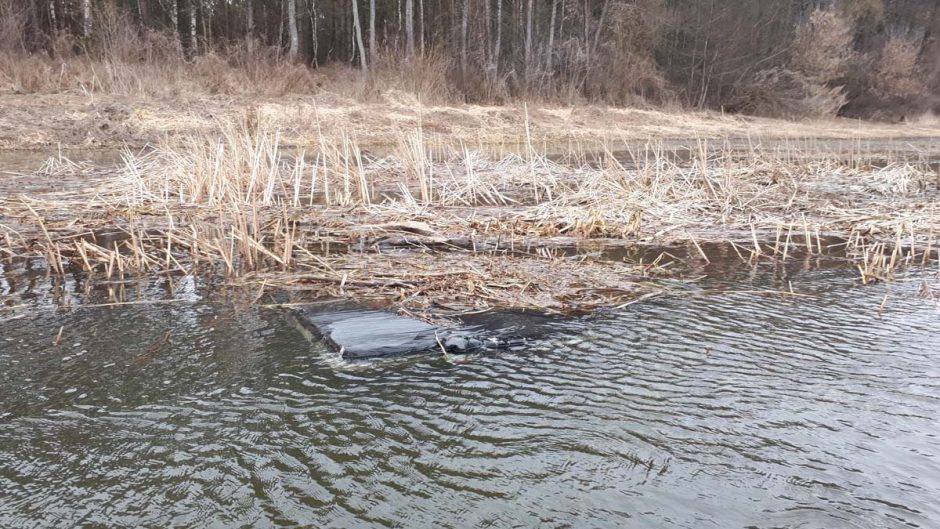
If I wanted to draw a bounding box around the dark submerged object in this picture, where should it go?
[293,303,559,359]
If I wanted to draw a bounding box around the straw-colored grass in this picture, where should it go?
[2,122,938,313]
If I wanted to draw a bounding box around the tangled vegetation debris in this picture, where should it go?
[2,123,938,314]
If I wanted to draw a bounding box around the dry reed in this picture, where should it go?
[2,123,938,313]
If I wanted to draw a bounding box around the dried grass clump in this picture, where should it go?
[0,48,321,97]
[371,50,456,104]
[734,7,855,119]
[188,46,322,96]
[0,2,27,52]
[122,123,292,207]
[790,8,855,85]
[588,1,670,105]
[0,4,321,100]
[0,53,61,93]
[4,127,939,312]
[734,67,848,119]
[119,125,940,242]
[872,34,924,100]
[259,250,650,313]
[125,123,382,209]
[859,164,932,196]
[93,1,146,61]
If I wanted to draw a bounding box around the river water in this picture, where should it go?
[1,253,938,529]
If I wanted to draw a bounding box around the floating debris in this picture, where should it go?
[293,302,558,359]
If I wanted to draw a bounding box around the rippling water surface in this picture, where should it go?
[1,258,939,528]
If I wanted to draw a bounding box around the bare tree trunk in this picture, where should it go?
[418,0,424,56]
[583,0,589,64]
[349,9,355,62]
[82,0,92,37]
[171,0,180,49]
[369,0,376,61]
[309,0,319,66]
[247,0,255,52]
[590,0,609,60]
[460,0,469,76]
[484,0,491,64]
[136,0,147,28]
[524,0,533,83]
[189,0,197,53]
[493,0,502,72]
[405,0,414,58]
[288,0,299,59]
[278,0,284,50]
[49,0,57,31]
[546,0,557,72]
[351,0,368,73]
[263,1,270,46]
[202,3,211,49]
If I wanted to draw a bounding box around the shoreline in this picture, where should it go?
[2,92,939,152]
[2,123,938,317]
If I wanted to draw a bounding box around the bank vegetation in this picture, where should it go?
[2,0,938,120]
[2,123,938,313]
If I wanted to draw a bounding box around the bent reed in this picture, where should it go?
[2,120,939,314]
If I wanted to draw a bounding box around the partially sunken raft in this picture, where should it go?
[294,303,559,359]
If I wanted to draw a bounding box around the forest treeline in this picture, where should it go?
[2,0,939,119]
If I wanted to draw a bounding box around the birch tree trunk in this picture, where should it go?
[405,0,415,58]
[49,0,57,31]
[202,4,211,49]
[171,0,180,50]
[278,0,284,50]
[369,0,376,61]
[493,0,502,73]
[82,0,92,37]
[546,0,558,72]
[247,0,255,52]
[460,0,469,76]
[583,0,589,64]
[484,0,491,65]
[590,0,610,61]
[189,0,197,53]
[288,0,299,59]
[351,0,368,74]
[418,0,424,56]
[524,0,533,83]
[309,0,319,66]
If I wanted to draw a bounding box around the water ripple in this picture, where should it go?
[2,266,940,527]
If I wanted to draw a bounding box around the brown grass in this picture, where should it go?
[0,48,323,97]
[733,8,856,120]
[872,34,924,100]
[2,86,939,153]
[2,122,937,314]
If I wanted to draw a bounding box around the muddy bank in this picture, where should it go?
[2,92,940,151]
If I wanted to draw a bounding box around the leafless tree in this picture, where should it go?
[405,0,414,58]
[287,0,299,59]
[4,0,936,115]
[351,0,367,73]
